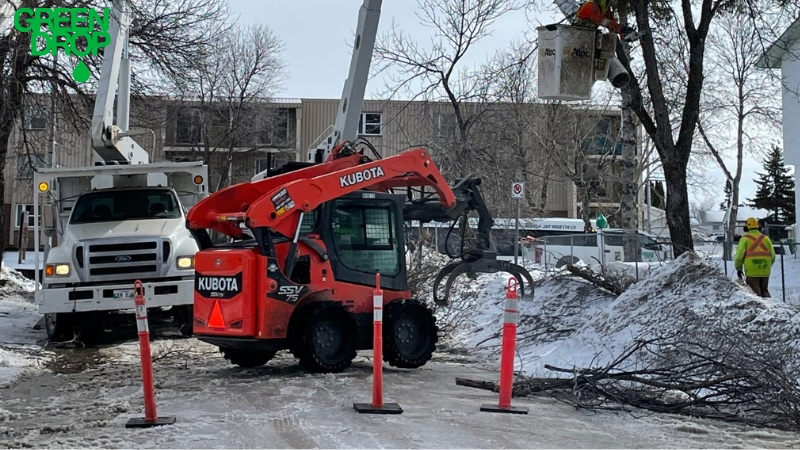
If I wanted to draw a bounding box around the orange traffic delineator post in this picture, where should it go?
[126,280,177,428]
[354,273,403,414]
[481,277,529,414]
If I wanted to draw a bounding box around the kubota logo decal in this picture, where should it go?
[340,166,385,188]
[195,272,243,299]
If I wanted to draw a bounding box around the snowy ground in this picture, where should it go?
[3,340,800,448]
[3,258,800,447]
[0,266,49,389]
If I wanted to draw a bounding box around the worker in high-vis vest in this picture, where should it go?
[574,0,639,41]
[734,217,776,298]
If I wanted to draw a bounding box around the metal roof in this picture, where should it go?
[756,15,800,69]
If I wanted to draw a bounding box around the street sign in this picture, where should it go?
[511,182,524,199]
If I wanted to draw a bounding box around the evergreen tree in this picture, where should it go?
[720,179,732,211]
[749,145,795,225]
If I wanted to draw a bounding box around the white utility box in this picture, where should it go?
[537,24,599,101]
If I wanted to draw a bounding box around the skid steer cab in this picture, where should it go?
[186,146,533,373]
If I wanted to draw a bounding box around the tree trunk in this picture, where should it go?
[539,173,549,213]
[663,159,694,256]
[580,186,592,233]
[726,102,746,260]
[0,38,28,267]
[0,130,9,266]
[619,13,638,262]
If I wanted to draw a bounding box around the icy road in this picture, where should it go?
[3,334,800,448]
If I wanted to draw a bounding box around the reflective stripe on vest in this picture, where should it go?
[743,233,771,258]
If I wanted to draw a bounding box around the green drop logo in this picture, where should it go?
[73,60,90,83]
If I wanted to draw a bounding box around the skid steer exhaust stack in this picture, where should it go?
[432,251,535,306]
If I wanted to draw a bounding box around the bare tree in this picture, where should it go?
[537,103,620,232]
[0,0,229,264]
[374,0,529,213]
[169,23,287,191]
[697,14,781,259]
[617,4,639,261]
[612,0,800,257]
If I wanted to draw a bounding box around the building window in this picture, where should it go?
[15,204,41,228]
[23,106,48,131]
[175,108,204,145]
[435,113,456,139]
[595,117,612,136]
[17,154,45,179]
[358,113,382,136]
[258,109,290,147]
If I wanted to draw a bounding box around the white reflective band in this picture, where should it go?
[504,299,519,324]
[135,305,147,319]
[373,294,382,308]
[504,311,518,324]
[136,318,149,333]
[374,308,382,322]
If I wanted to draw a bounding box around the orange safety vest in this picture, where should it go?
[741,233,772,258]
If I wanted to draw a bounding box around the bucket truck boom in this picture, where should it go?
[90,1,149,165]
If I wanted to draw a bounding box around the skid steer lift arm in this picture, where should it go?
[187,143,533,306]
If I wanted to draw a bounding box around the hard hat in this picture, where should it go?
[745,217,759,229]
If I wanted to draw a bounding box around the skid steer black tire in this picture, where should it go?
[45,313,76,342]
[290,302,357,373]
[220,348,275,368]
[383,299,438,369]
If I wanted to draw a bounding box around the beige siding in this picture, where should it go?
[3,94,641,248]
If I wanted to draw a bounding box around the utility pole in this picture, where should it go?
[43,52,58,266]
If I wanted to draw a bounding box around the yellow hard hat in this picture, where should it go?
[745,217,759,229]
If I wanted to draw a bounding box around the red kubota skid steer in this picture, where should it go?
[185,141,534,372]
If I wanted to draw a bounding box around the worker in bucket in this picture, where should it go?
[574,0,640,42]
[734,217,776,298]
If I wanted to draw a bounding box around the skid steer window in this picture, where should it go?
[332,203,399,276]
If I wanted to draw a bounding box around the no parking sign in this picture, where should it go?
[511,182,524,199]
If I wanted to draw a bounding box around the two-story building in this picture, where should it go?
[3,96,643,249]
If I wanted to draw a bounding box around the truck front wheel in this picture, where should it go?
[45,313,76,342]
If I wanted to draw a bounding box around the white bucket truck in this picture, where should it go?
[31,1,208,340]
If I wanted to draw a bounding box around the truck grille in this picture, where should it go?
[80,239,167,281]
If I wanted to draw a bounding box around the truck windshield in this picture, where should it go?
[70,189,181,224]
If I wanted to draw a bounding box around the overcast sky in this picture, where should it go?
[227,0,782,211]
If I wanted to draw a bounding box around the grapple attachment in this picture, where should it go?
[432,252,535,306]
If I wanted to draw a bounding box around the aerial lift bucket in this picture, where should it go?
[537,24,599,101]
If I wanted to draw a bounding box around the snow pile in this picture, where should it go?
[451,252,800,378]
[0,265,37,299]
[590,261,668,289]
[449,272,616,372]
[0,266,47,387]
